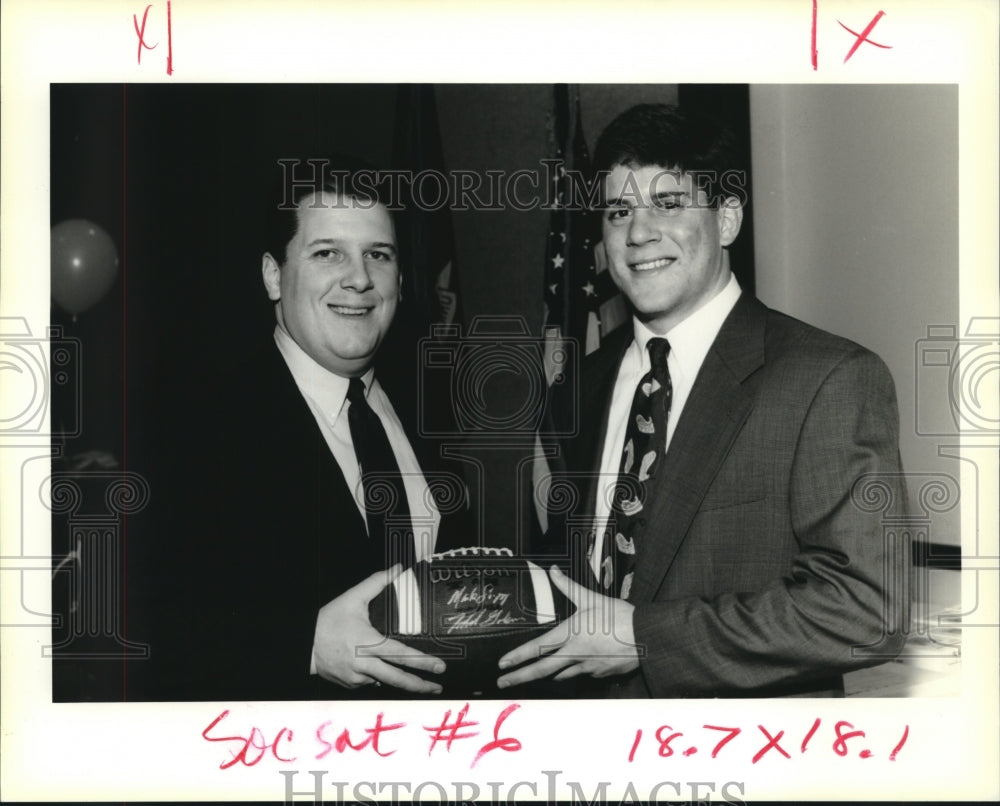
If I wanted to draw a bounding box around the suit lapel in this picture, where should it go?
[630,293,768,603]
[579,327,633,525]
[264,342,368,539]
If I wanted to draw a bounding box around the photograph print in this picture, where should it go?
[47,82,962,704]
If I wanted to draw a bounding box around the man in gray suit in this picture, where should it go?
[498,104,909,697]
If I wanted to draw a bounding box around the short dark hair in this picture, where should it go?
[593,104,745,207]
[263,154,396,264]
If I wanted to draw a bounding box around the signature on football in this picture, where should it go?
[443,600,525,634]
[446,583,512,609]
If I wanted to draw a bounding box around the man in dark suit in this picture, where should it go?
[498,104,909,697]
[151,160,465,700]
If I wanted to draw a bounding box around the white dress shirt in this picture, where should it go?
[274,325,440,559]
[590,274,742,578]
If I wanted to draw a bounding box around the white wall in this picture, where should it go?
[750,84,960,543]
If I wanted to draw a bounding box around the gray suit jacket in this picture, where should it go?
[553,292,910,697]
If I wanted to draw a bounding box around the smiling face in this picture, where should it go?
[262,192,400,377]
[602,163,742,334]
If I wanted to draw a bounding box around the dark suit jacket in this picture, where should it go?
[146,326,469,701]
[548,293,910,698]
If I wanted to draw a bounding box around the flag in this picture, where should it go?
[391,84,461,330]
[532,85,626,539]
[385,84,462,441]
[542,86,626,374]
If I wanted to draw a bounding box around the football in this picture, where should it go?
[369,547,575,694]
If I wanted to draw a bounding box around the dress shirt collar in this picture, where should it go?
[273,324,374,418]
[630,272,742,376]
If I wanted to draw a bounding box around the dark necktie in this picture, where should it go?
[604,337,672,599]
[346,376,415,569]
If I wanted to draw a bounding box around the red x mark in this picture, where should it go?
[132,2,173,75]
[752,725,791,764]
[838,11,892,63]
[133,5,158,65]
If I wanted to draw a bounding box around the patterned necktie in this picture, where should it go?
[346,376,415,569]
[604,337,672,600]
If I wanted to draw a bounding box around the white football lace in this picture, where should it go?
[430,546,514,559]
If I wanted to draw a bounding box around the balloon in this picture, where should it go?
[51,219,119,315]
